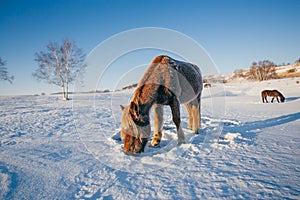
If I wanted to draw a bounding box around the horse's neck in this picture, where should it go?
[132,86,156,113]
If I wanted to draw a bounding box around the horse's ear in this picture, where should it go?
[129,101,139,119]
[130,101,138,112]
[120,105,125,111]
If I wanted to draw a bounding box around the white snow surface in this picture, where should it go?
[1,78,300,199]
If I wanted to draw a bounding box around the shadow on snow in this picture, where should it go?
[220,112,300,146]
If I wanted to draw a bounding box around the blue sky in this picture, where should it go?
[0,0,299,95]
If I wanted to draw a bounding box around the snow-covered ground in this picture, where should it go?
[1,77,300,199]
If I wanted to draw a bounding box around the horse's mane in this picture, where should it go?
[123,57,169,138]
[131,55,173,103]
[132,55,203,107]
[276,90,284,98]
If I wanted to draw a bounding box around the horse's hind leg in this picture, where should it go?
[185,104,193,130]
[189,95,201,133]
[186,95,201,133]
[197,95,201,129]
[170,98,185,144]
[271,97,275,103]
[264,96,269,103]
[191,104,199,133]
[151,104,163,147]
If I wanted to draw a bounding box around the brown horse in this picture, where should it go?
[261,90,285,103]
[120,55,203,154]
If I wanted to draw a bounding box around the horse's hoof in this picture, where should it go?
[125,151,141,156]
[177,140,186,145]
[149,144,160,148]
[150,138,160,147]
[150,140,161,147]
[196,129,204,134]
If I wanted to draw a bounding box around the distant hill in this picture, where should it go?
[204,62,300,84]
[122,83,138,90]
[120,61,300,90]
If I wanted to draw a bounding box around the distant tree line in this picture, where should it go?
[295,58,300,66]
[1,49,300,95]
[122,83,138,90]
[233,58,300,81]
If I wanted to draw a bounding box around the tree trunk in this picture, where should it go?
[65,83,69,100]
[65,68,69,100]
[61,85,66,100]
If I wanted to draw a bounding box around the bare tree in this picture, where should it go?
[232,69,245,79]
[0,57,14,84]
[33,39,86,100]
[249,60,278,81]
[295,58,300,66]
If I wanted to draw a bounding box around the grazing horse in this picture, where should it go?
[120,55,203,154]
[261,90,285,103]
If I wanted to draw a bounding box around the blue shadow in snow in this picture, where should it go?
[285,96,300,102]
[0,162,19,199]
[222,112,300,145]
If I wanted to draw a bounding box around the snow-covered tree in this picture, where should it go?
[33,39,86,100]
[249,60,278,81]
[0,57,14,84]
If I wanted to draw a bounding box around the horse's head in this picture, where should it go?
[280,95,285,102]
[120,102,151,155]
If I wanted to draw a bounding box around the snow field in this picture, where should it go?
[0,77,299,199]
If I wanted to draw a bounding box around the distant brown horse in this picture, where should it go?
[120,55,203,154]
[261,90,285,103]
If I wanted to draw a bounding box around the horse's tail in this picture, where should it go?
[261,90,269,103]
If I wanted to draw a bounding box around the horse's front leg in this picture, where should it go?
[271,97,275,103]
[151,104,164,147]
[170,98,185,144]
